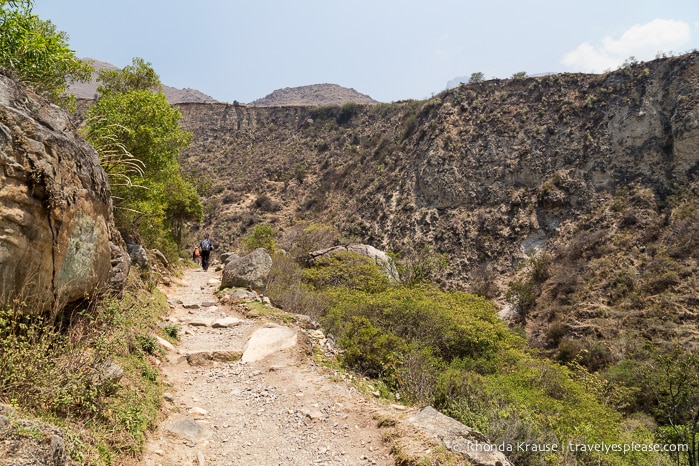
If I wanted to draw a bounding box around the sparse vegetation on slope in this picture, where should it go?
[0,271,170,464]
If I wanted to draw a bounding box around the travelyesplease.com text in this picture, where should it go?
[453,441,688,455]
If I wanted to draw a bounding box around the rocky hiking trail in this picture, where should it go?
[141,266,400,466]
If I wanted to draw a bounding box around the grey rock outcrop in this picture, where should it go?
[220,248,272,291]
[127,243,149,268]
[0,405,68,466]
[0,72,128,313]
[408,406,512,466]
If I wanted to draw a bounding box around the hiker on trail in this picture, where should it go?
[192,247,201,265]
[200,234,214,271]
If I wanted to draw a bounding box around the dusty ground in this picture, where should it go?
[141,266,404,466]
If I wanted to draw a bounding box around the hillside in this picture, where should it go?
[6,47,698,464]
[69,58,218,104]
[249,83,378,106]
[175,52,699,368]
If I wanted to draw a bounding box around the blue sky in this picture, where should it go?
[33,0,699,103]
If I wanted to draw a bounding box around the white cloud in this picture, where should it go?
[562,19,691,72]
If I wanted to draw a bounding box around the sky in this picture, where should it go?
[32,0,699,104]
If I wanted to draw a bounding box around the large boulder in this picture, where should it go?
[408,406,512,466]
[220,248,272,291]
[308,244,398,280]
[0,72,128,313]
[219,252,240,265]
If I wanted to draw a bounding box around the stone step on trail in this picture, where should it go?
[241,324,298,363]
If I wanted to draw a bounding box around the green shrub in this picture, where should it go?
[505,278,537,320]
[321,285,667,466]
[265,253,330,320]
[241,223,276,253]
[324,285,519,369]
[393,244,449,286]
[303,251,390,293]
[164,323,180,340]
[336,316,406,384]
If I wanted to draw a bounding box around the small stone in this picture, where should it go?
[212,317,243,328]
[308,329,325,339]
[163,392,175,402]
[301,407,324,420]
[190,407,208,416]
[183,303,201,309]
[155,336,175,351]
[188,319,210,327]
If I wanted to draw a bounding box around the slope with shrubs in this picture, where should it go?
[0,268,173,464]
[259,223,678,466]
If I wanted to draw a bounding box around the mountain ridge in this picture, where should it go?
[68,58,219,104]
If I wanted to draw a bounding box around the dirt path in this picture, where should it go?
[141,266,397,466]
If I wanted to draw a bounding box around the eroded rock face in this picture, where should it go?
[0,72,128,312]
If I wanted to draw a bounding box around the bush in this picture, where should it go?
[394,244,449,286]
[241,224,276,253]
[320,284,666,466]
[280,222,341,261]
[323,285,518,369]
[336,316,406,383]
[265,254,330,320]
[253,194,280,212]
[304,251,390,293]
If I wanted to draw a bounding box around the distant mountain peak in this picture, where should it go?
[69,58,218,104]
[249,83,378,107]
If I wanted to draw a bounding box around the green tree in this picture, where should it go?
[469,72,484,84]
[84,58,201,256]
[97,56,160,94]
[0,0,91,107]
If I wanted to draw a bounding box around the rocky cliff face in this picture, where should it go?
[176,52,699,355]
[0,72,128,313]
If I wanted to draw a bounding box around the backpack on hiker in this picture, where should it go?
[200,239,212,252]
